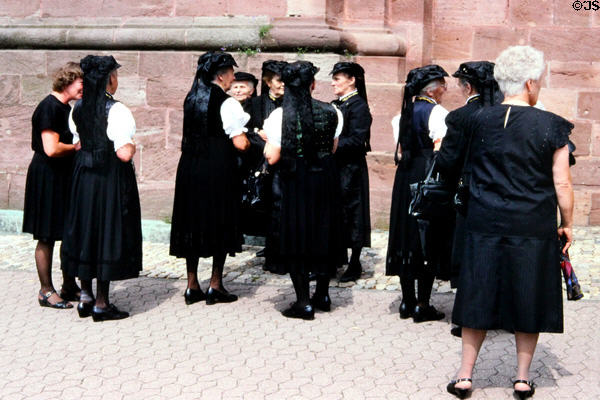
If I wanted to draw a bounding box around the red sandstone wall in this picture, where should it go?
[1,0,599,226]
[428,0,600,225]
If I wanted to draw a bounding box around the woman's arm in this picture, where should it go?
[264,141,281,165]
[116,143,136,162]
[41,130,76,157]
[553,144,574,253]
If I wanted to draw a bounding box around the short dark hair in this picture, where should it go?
[212,66,233,81]
[52,62,83,92]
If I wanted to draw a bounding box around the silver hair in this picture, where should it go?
[419,79,444,95]
[494,45,545,97]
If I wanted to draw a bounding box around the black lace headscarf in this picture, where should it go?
[330,61,368,102]
[182,52,237,150]
[76,55,120,158]
[280,61,319,172]
[452,61,502,107]
[395,64,449,165]
[261,60,288,97]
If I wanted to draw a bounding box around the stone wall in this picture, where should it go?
[428,0,600,225]
[1,0,599,226]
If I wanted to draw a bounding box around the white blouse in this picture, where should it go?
[263,106,344,148]
[69,101,136,152]
[220,96,250,138]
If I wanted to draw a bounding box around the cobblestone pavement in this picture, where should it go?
[1,228,599,399]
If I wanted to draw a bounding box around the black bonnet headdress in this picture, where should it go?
[394,64,448,165]
[453,61,501,106]
[280,61,319,172]
[330,61,368,102]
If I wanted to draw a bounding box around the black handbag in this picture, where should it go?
[408,158,454,220]
[241,159,270,210]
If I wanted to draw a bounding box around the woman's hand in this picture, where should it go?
[558,225,573,254]
[74,142,81,151]
[257,129,267,142]
[232,133,250,152]
[116,143,136,162]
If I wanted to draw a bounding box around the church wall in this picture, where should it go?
[1,0,599,226]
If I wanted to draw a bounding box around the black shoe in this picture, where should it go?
[91,304,129,322]
[451,326,462,337]
[412,305,445,323]
[310,295,331,312]
[256,248,266,257]
[281,303,315,320]
[447,378,472,399]
[513,380,535,399]
[38,290,73,309]
[338,262,362,283]
[77,302,94,318]
[184,288,206,305]
[399,301,415,319]
[206,287,238,305]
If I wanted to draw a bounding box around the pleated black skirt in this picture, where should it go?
[276,157,342,277]
[22,152,73,241]
[61,152,142,281]
[170,137,243,258]
[452,230,563,333]
[337,157,371,249]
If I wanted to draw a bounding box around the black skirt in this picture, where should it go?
[385,153,430,276]
[337,157,371,249]
[276,157,341,276]
[452,231,563,333]
[22,152,73,241]
[170,136,243,258]
[61,152,142,281]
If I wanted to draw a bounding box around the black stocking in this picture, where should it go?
[315,276,330,298]
[35,239,55,293]
[209,252,227,290]
[80,279,94,303]
[95,280,110,309]
[400,269,416,306]
[290,272,310,307]
[417,269,435,306]
[186,257,200,290]
[350,246,362,266]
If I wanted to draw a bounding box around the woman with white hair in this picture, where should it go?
[446,46,574,399]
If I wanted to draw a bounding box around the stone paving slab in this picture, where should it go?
[1,268,599,399]
[1,226,599,298]
[1,227,599,398]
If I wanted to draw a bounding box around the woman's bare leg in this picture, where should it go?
[455,327,487,389]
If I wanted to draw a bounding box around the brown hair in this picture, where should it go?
[52,62,83,92]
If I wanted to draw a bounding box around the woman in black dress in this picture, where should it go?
[263,61,343,320]
[244,60,288,272]
[445,46,574,399]
[61,56,142,321]
[23,62,83,309]
[330,62,372,282]
[170,52,250,305]
[436,61,501,338]
[385,65,449,323]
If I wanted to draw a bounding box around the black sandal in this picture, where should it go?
[513,379,535,399]
[447,378,472,398]
[38,290,73,309]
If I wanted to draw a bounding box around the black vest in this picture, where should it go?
[72,96,117,167]
[409,98,436,153]
[181,84,229,155]
[310,99,337,157]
